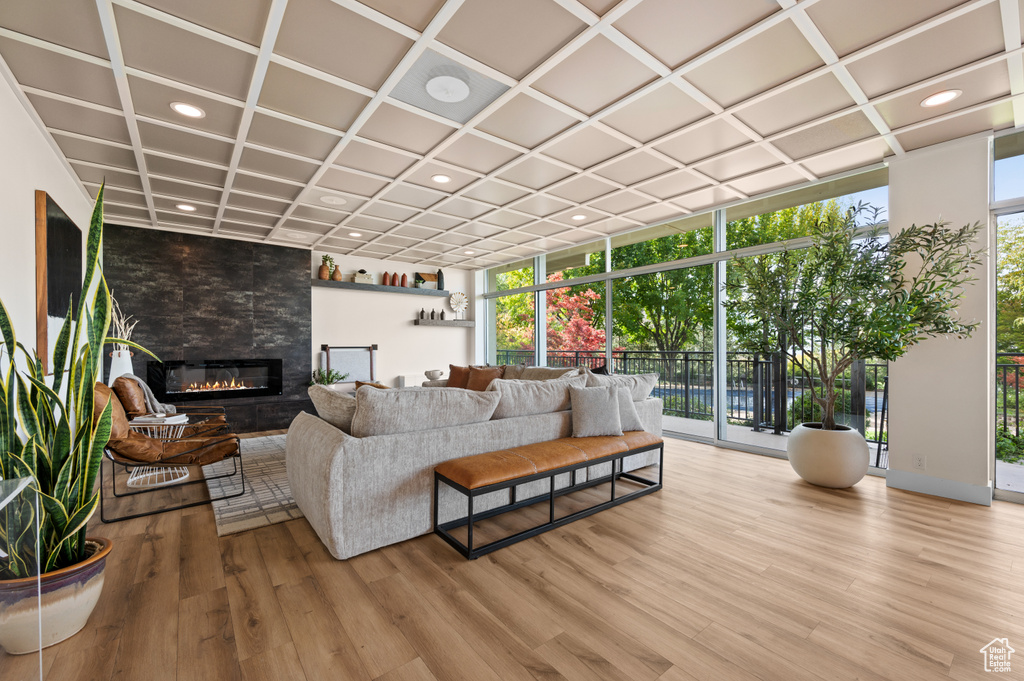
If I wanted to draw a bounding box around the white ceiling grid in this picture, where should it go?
[0,0,1018,269]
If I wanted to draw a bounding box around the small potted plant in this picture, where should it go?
[318,254,334,280]
[725,203,983,488]
[310,368,349,386]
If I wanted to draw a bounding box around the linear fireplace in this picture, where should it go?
[148,359,283,402]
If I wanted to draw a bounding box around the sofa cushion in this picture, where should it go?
[351,387,500,437]
[585,370,658,401]
[486,373,587,419]
[502,364,525,380]
[308,385,357,433]
[616,388,645,432]
[466,365,504,391]
[111,376,147,418]
[569,385,623,438]
[520,366,581,381]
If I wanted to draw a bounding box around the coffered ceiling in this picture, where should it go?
[1,0,1020,269]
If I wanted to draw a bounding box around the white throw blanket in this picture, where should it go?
[122,374,177,414]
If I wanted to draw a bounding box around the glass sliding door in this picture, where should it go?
[611,264,715,439]
[996,212,1024,492]
[545,242,606,370]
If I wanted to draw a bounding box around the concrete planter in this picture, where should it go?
[0,537,112,654]
[788,423,869,488]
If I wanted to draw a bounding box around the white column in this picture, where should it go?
[886,132,995,505]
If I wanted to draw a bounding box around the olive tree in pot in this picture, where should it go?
[724,203,983,488]
[0,186,155,653]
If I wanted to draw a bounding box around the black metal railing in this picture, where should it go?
[998,353,1024,437]
[497,348,889,456]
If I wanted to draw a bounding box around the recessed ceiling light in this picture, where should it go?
[921,90,962,107]
[464,250,475,255]
[348,232,362,237]
[426,75,470,103]
[176,203,196,212]
[571,214,587,221]
[170,102,205,118]
[320,195,347,206]
[431,174,452,184]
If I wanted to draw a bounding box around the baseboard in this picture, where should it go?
[886,469,993,506]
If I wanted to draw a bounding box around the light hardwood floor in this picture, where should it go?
[5,436,1024,681]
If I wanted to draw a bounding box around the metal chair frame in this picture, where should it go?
[99,432,246,523]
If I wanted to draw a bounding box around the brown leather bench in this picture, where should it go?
[433,431,663,559]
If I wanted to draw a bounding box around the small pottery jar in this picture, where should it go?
[318,264,330,280]
[391,272,399,286]
[331,267,343,281]
[401,273,408,287]
[382,271,390,286]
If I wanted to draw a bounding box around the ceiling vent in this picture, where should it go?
[390,49,509,124]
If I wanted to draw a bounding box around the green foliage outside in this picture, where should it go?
[998,216,1024,352]
[997,426,1024,464]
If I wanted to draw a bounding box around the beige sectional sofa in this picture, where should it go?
[286,369,663,560]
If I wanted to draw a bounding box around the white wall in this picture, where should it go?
[886,133,995,505]
[0,71,92,359]
[310,251,475,386]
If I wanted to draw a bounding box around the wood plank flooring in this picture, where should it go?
[5,436,1024,680]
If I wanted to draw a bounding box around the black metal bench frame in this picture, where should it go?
[434,441,663,560]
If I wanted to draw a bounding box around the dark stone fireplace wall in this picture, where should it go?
[102,224,312,432]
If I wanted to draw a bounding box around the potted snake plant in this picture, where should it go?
[725,202,983,488]
[0,185,155,653]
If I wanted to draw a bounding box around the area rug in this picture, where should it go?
[203,434,304,536]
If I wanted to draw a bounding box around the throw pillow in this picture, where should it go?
[466,365,504,391]
[308,385,357,433]
[585,370,658,401]
[486,373,587,419]
[111,376,147,417]
[448,364,472,389]
[616,388,645,432]
[569,385,623,438]
[350,387,500,437]
[355,380,390,390]
[591,363,609,375]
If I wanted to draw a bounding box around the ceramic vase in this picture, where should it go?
[318,265,330,280]
[107,350,133,385]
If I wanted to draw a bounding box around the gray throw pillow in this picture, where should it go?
[351,386,500,437]
[616,388,645,432]
[585,370,658,401]
[486,373,587,419]
[308,385,357,433]
[569,385,623,438]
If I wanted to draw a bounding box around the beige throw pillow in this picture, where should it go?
[308,385,357,433]
[569,385,623,438]
[616,388,646,432]
[486,373,587,419]
[585,370,658,401]
[519,366,581,381]
[351,386,500,437]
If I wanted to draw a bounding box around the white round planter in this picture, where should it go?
[787,423,869,488]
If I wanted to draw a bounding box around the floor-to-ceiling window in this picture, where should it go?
[992,131,1024,496]
[482,166,889,465]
